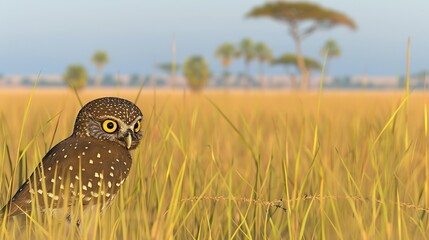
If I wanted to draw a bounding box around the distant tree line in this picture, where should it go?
[8,72,429,91]
[64,50,110,91]
[62,1,356,92]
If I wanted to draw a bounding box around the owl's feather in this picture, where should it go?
[2,136,132,217]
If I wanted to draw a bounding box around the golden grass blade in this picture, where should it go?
[371,94,409,150]
[7,71,40,208]
[312,49,328,157]
[48,112,62,150]
[298,196,315,239]
[134,77,150,104]
[17,111,62,164]
[206,97,257,162]
[424,74,428,137]
[404,37,411,149]
[405,37,410,95]
[72,87,83,108]
[176,172,220,232]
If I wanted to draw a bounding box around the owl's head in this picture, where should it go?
[73,97,143,150]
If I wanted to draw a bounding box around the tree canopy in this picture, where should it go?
[272,54,321,71]
[320,39,341,59]
[64,65,88,90]
[92,50,109,87]
[237,38,255,63]
[92,51,109,70]
[183,56,211,92]
[215,42,236,68]
[247,2,356,36]
[254,42,273,64]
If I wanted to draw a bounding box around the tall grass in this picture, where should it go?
[0,89,428,239]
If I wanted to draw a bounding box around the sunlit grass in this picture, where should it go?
[0,88,428,239]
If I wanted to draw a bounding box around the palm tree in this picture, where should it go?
[254,42,273,88]
[320,39,341,74]
[248,2,356,90]
[215,42,235,88]
[236,38,255,87]
[64,65,88,90]
[91,50,109,87]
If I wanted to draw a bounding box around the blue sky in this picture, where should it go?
[0,0,428,76]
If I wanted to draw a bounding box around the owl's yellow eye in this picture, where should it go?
[134,120,141,132]
[102,120,118,133]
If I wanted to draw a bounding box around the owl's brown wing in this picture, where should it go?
[2,136,132,217]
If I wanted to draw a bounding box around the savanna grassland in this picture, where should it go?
[0,88,429,239]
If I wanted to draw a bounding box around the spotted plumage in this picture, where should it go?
[1,97,143,218]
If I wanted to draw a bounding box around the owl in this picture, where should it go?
[0,97,143,222]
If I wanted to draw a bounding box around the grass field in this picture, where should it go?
[0,88,429,239]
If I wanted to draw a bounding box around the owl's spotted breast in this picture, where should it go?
[1,97,143,221]
[5,135,133,216]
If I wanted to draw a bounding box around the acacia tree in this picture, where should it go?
[320,39,341,74]
[91,50,109,87]
[215,42,235,88]
[248,2,356,90]
[254,42,273,87]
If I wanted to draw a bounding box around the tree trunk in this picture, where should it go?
[259,61,266,89]
[95,69,102,87]
[291,24,309,90]
[222,66,228,90]
[245,60,250,88]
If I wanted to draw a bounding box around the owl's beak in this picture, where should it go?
[126,133,132,149]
